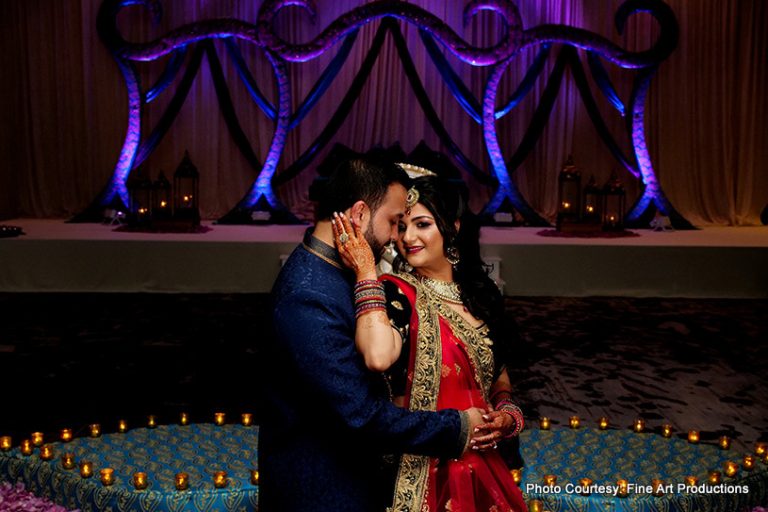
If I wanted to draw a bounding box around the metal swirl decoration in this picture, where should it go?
[75,0,689,228]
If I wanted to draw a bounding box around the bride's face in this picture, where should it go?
[396,203,447,272]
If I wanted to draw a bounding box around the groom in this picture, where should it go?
[260,156,485,511]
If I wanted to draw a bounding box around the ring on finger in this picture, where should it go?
[339,232,350,244]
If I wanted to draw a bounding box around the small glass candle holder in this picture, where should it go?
[214,413,226,426]
[175,472,189,491]
[578,478,593,495]
[180,412,189,426]
[0,436,11,451]
[708,471,721,485]
[543,474,557,486]
[539,417,550,430]
[60,429,73,442]
[529,499,544,512]
[118,420,128,433]
[569,416,580,429]
[719,436,731,450]
[250,469,260,485]
[633,419,645,433]
[213,471,228,488]
[662,424,673,438]
[133,472,148,490]
[20,439,33,456]
[684,476,698,487]
[723,461,738,478]
[31,432,44,446]
[617,479,629,497]
[651,479,665,496]
[688,430,700,444]
[89,424,101,438]
[80,461,94,479]
[241,413,253,426]
[147,416,157,428]
[743,455,756,471]
[598,417,609,430]
[61,453,76,470]
[100,468,115,486]
[755,442,767,457]
[40,444,54,461]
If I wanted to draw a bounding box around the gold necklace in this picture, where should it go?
[418,275,463,305]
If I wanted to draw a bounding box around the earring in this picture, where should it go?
[446,245,460,268]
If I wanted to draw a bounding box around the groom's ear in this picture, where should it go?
[348,200,369,228]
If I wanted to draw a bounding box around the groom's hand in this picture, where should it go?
[461,407,486,454]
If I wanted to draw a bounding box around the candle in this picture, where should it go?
[598,417,609,430]
[529,500,544,512]
[20,440,33,456]
[724,461,738,478]
[688,430,700,444]
[633,419,645,433]
[60,429,73,442]
[708,471,721,485]
[80,461,94,478]
[40,444,54,461]
[213,471,228,488]
[31,432,44,446]
[543,474,557,486]
[180,412,189,426]
[133,472,148,490]
[578,478,593,495]
[61,453,76,470]
[214,413,226,426]
[241,413,253,426]
[0,436,11,451]
[651,479,665,496]
[250,469,260,485]
[569,416,580,429]
[744,455,756,471]
[684,476,698,487]
[616,479,629,497]
[175,472,189,491]
[100,468,115,486]
[662,424,673,438]
[147,416,157,428]
[719,436,731,450]
[118,420,128,433]
[539,417,551,430]
[755,443,767,457]
[89,424,101,438]
[510,469,521,485]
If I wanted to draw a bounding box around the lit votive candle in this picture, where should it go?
[684,476,698,487]
[60,429,73,442]
[241,413,253,426]
[214,413,226,426]
[40,444,54,461]
[20,440,33,456]
[543,474,557,486]
[0,436,11,451]
[755,442,767,457]
[509,469,521,485]
[175,472,189,491]
[569,416,580,429]
[89,424,101,438]
[662,424,673,438]
[724,461,738,478]
[719,436,731,450]
[617,479,629,497]
[61,453,76,470]
[31,432,44,446]
[529,499,544,512]
[180,412,189,426]
[708,471,721,485]
[633,419,645,433]
[539,417,551,430]
[578,478,593,495]
[133,472,148,490]
[651,479,665,496]
[118,420,128,433]
[743,455,756,471]
[213,471,228,488]
[250,469,260,485]
[80,461,94,478]
[100,468,115,486]
[598,417,609,430]
[147,416,157,428]
[688,430,700,444]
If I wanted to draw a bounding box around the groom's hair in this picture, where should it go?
[313,157,410,221]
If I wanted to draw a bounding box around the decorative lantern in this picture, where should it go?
[582,175,601,222]
[601,171,625,230]
[152,170,172,219]
[173,150,200,225]
[128,169,152,225]
[556,155,581,229]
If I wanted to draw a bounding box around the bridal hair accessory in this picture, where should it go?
[397,163,436,213]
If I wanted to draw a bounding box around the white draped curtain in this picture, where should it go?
[1,0,765,225]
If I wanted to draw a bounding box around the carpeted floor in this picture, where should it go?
[0,293,766,452]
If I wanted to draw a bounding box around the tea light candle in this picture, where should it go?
[40,444,54,461]
[708,471,721,484]
[60,429,73,442]
[543,474,557,486]
[61,453,76,470]
[31,432,44,446]
[529,500,544,512]
[80,461,94,478]
[755,443,767,457]
[684,476,698,487]
[100,468,115,486]
[118,420,128,433]
[662,424,673,438]
[214,413,226,426]
[147,416,157,428]
[743,455,756,471]
[180,412,189,426]
[539,417,550,430]
[213,471,228,488]
[688,430,700,444]
[0,436,11,451]
[175,472,189,491]
[133,472,148,490]
[509,469,521,485]
[89,424,101,438]
[724,461,738,478]
[578,478,593,495]
[719,436,731,450]
[617,479,629,497]
[569,416,580,429]
[241,413,253,426]
[598,417,609,430]
[20,440,33,456]
[633,419,645,433]
[250,469,260,485]
[651,479,665,496]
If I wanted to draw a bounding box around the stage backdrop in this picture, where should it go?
[0,0,766,225]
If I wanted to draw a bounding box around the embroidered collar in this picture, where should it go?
[302,227,344,270]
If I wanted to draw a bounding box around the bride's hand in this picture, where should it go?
[331,212,377,281]
[470,410,514,451]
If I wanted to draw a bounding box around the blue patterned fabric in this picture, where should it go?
[0,424,259,512]
[519,427,768,511]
